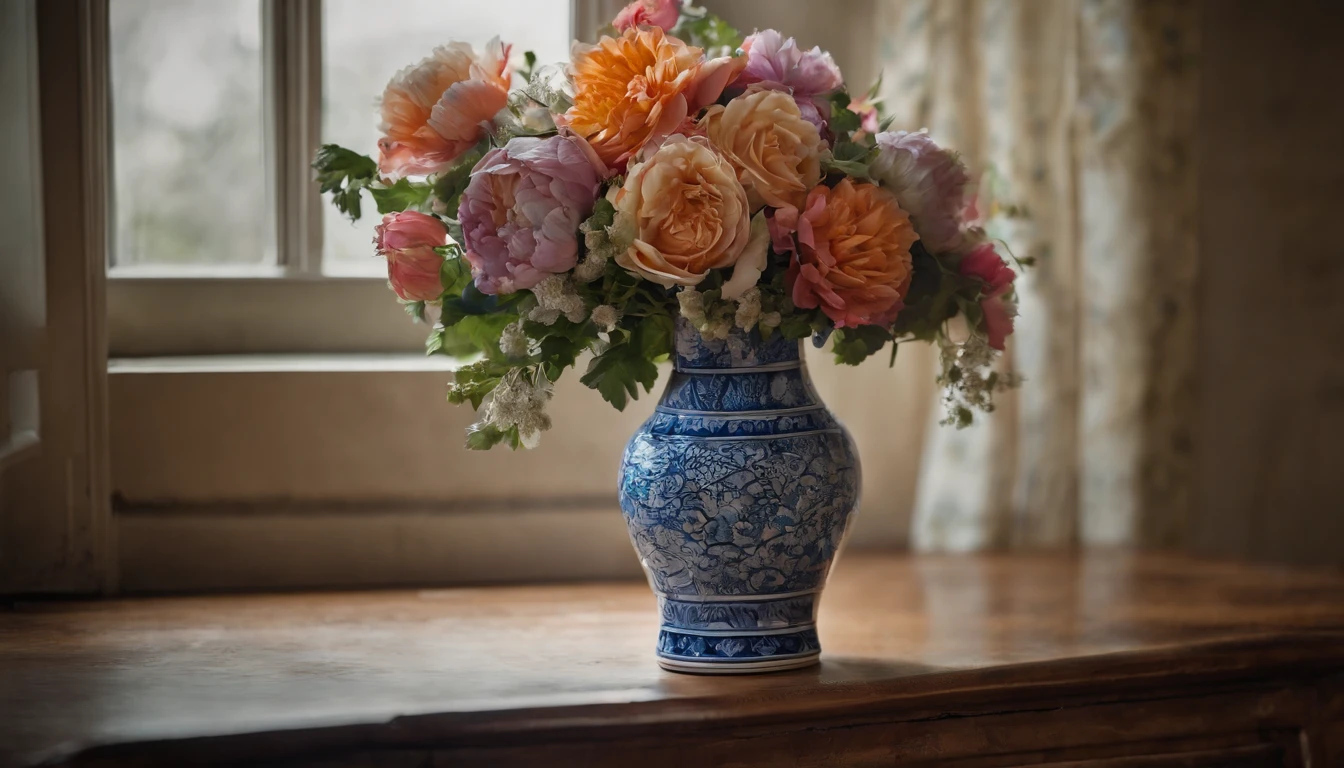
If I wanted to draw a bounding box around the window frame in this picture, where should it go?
[104,0,617,356]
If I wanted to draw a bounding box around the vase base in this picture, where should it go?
[657,652,820,675]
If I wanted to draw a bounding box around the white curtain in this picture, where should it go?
[874,0,1201,551]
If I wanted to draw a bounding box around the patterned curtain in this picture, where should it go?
[874,0,1201,551]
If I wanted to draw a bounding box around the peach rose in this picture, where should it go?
[612,135,762,295]
[771,179,917,328]
[700,88,824,211]
[377,39,511,181]
[559,28,731,171]
[374,211,448,301]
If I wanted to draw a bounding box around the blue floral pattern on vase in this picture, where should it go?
[619,318,861,673]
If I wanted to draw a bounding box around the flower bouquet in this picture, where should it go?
[314,0,1022,450]
[316,0,1025,673]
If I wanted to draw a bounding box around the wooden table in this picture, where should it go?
[3,553,1343,767]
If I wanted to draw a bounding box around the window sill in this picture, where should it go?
[109,353,464,375]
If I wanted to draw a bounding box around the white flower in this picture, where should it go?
[759,311,782,330]
[573,252,608,282]
[499,321,529,358]
[677,287,707,326]
[705,319,732,340]
[481,367,553,448]
[590,304,620,332]
[734,286,762,331]
[527,274,587,325]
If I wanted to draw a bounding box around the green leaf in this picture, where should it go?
[827,91,863,137]
[432,147,485,219]
[832,325,892,365]
[778,312,816,340]
[891,241,960,341]
[519,50,538,81]
[442,313,515,355]
[440,251,474,296]
[634,313,674,359]
[465,423,521,451]
[822,155,875,181]
[580,337,659,411]
[671,5,743,52]
[313,144,377,222]
[370,178,433,214]
[447,360,508,409]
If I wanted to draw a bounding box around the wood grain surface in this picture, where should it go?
[2,552,1343,766]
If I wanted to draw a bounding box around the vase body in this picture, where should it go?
[617,318,861,674]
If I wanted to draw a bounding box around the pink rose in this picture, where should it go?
[612,0,681,32]
[460,133,603,294]
[374,211,447,301]
[958,242,1016,350]
[735,30,844,133]
[870,130,971,254]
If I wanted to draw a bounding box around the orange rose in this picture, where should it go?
[561,28,723,170]
[613,135,762,293]
[700,88,823,211]
[771,179,916,328]
[377,39,511,181]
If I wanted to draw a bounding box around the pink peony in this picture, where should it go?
[612,0,681,32]
[736,30,844,132]
[958,242,1017,350]
[460,133,603,295]
[374,211,448,301]
[870,130,971,254]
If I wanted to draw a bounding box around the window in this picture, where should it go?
[99,0,642,592]
[105,0,579,354]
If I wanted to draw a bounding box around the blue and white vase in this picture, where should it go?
[618,317,861,674]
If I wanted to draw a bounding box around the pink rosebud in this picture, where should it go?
[848,96,881,139]
[374,211,447,301]
[958,242,1017,350]
[612,0,680,32]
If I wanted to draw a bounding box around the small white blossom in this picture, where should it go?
[759,311,782,330]
[573,252,608,282]
[499,320,529,358]
[527,275,587,325]
[705,319,733,340]
[590,304,620,332]
[677,287,706,326]
[936,334,1022,428]
[734,287,762,331]
[482,367,553,448]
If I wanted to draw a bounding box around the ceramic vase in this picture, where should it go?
[617,317,861,674]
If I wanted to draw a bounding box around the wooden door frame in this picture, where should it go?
[1,0,113,594]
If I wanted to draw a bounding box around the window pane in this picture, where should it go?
[109,0,271,267]
[321,0,571,271]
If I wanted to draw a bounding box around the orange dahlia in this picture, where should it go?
[771,179,917,328]
[559,27,705,170]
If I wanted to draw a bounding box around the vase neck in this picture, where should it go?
[672,317,801,371]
